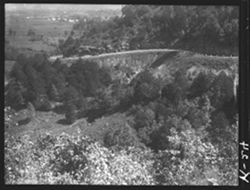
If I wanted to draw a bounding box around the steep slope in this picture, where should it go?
[150,51,238,83]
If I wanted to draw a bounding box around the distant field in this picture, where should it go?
[5,14,74,55]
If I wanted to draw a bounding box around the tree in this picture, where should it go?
[154,124,220,185]
[184,97,212,139]
[60,36,79,57]
[208,111,230,144]
[137,120,161,147]
[23,60,47,97]
[65,103,77,124]
[40,61,57,92]
[209,72,234,110]
[81,61,104,96]
[161,70,190,105]
[63,85,80,123]
[52,72,67,101]
[63,86,79,106]
[27,102,36,119]
[33,94,51,111]
[161,83,182,106]
[133,71,161,102]
[27,29,35,36]
[48,84,60,102]
[173,70,189,91]
[5,80,25,110]
[98,67,112,86]
[132,105,155,130]
[10,62,29,87]
[103,123,140,148]
[67,5,238,56]
[188,72,215,98]
[76,95,87,114]
[9,53,53,106]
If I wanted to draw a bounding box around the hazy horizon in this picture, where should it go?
[5,4,122,12]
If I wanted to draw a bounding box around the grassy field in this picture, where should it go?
[5,110,81,140]
[5,108,132,146]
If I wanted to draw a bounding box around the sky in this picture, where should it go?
[5,4,122,11]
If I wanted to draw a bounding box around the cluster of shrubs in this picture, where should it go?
[97,68,238,185]
[5,132,155,185]
[5,119,237,185]
[5,52,237,124]
[5,53,112,123]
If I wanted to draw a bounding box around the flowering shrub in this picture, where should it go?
[5,132,155,185]
[153,123,238,186]
[4,107,18,128]
[86,143,155,185]
[4,113,238,185]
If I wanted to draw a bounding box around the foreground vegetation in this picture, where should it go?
[5,123,237,185]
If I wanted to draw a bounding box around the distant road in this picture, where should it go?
[48,48,238,63]
[48,49,178,62]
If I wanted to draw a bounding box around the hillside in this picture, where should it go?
[5,4,239,185]
[5,49,238,185]
[49,49,238,87]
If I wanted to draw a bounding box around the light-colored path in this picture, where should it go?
[49,48,238,62]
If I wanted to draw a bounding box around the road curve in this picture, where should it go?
[48,48,238,63]
[48,49,179,62]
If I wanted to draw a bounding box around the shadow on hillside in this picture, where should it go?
[82,109,108,123]
[18,118,32,126]
[57,118,69,125]
[83,99,140,123]
[53,105,65,114]
[150,51,179,68]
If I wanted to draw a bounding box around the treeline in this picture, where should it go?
[6,53,237,128]
[122,69,237,150]
[60,5,238,57]
[6,53,237,132]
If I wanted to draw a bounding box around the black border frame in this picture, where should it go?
[1,0,249,189]
[239,0,249,188]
